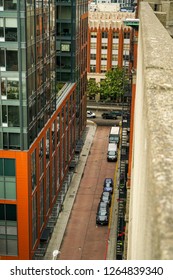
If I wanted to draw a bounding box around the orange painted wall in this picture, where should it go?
[0,151,29,260]
[0,84,77,260]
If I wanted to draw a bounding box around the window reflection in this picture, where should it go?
[2,105,19,127]
[5,27,17,41]
[4,0,17,10]
[7,80,19,99]
[1,79,19,100]
[6,50,18,71]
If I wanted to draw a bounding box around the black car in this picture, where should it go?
[96,208,109,225]
[103,178,113,194]
[97,201,109,212]
[103,182,113,194]
[100,191,112,207]
[101,111,117,120]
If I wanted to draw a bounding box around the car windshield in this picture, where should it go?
[102,192,110,197]
[99,202,107,208]
[98,210,107,216]
[108,151,116,156]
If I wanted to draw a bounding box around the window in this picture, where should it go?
[46,167,50,213]
[0,48,5,69]
[0,78,19,100]
[101,43,107,49]
[101,54,107,60]
[0,159,16,200]
[2,105,20,127]
[61,107,64,133]
[90,65,96,73]
[91,32,97,38]
[4,1,17,10]
[32,193,38,247]
[40,178,44,228]
[90,43,96,49]
[31,150,36,191]
[52,155,56,199]
[52,120,56,153]
[101,65,107,73]
[6,50,18,71]
[90,53,96,60]
[0,18,4,40]
[0,204,18,256]
[5,18,17,42]
[112,44,118,50]
[112,54,118,61]
[102,32,108,38]
[113,32,119,39]
[124,32,130,39]
[124,44,130,51]
[57,114,60,144]
[39,138,44,177]
[57,147,60,188]
[123,54,129,61]
[46,129,50,163]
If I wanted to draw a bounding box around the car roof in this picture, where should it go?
[104,178,113,182]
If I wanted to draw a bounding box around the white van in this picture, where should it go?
[109,126,120,145]
[107,143,117,162]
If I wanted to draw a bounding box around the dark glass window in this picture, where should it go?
[124,32,130,39]
[4,0,17,10]
[0,159,15,176]
[0,159,3,175]
[90,66,96,73]
[6,50,18,71]
[31,149,37,191]
[6,204,16,220]
[0,204,18,256]
[8,106,20,127]
[0,48,5,67]
[90,54,96,60]
[102,32,108,38]
[0,204,5,219]
[113,32,119,39]
[4,159,15,176]
[0,18,4,38]
[5,27,17,41]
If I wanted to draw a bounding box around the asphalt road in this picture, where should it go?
[87,113,122,126]
[58,126,118,260]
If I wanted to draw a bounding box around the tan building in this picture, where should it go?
[126,2,173,260]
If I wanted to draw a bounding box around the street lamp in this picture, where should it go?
[52,250,61,260]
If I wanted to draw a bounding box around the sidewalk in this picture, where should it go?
[44,122,97,260]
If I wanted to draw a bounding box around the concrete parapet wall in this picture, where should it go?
[128,2,173,259]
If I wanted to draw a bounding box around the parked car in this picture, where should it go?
[97,201,109,212]
[102,110,122,119]
[104,178,113,188]
[103,182,113,194]
[96,208,109,225]
[87,110,96,118]
[100,191,112,207]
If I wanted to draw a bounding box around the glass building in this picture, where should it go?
[56,0,88,139]
[0,0,87,259]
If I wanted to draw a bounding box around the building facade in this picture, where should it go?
[0,0,87,260]
[87,8,135,100]
[56,0,88,138]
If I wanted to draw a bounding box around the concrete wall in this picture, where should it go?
[127,2,173,259]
